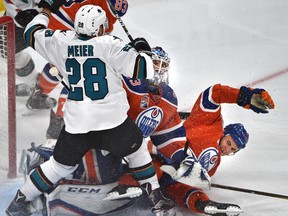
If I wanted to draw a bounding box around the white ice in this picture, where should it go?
[1,0,288,215]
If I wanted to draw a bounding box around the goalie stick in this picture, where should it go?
[107,0,133,42]
[178,111,190,120]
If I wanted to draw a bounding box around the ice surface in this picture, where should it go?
[1,0,288,215]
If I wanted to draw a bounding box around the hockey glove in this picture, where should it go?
[160,156,211,189]
[129,37,151,52]
[38,0,66,13]
[15,9,39,28]
[237,86,275,114]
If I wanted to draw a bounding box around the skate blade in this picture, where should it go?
[103,187,143,201]
[205,206,244,214]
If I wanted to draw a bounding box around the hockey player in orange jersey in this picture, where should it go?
[113,80,275,215]
[159,84,275,215]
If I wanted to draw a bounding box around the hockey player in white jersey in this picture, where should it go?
[6,2,175,216]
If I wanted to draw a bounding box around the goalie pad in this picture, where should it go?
[45,181,134,215]
[160,156,211,189]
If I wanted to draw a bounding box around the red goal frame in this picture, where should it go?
[0,16,16,178]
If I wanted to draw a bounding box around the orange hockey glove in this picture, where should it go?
[237,86,275,113]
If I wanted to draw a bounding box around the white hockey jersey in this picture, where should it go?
[24,13,154,133]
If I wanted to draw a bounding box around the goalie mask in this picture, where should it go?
[75,5,108,37]
[151,46,170,85]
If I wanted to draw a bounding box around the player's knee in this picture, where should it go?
[41,156,78,182]
[15,51,35,77]
[126,139,152,167]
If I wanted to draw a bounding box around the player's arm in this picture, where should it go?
[201,84,275,113]
[24,2,65,64]
[108,37,154,80]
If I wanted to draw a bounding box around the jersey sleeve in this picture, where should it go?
[24,13,64,66]
[107,40,154,80]
[184,84,240,127]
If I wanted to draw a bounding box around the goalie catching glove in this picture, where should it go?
[160,156,211,189]
[38,0,67,13]
[237,86,275,114]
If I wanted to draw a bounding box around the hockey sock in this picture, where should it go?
[39,63,60,94]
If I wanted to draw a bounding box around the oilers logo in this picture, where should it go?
[135,106,163,137]
[190,147,219,172]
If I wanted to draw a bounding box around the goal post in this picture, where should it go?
[0,15,16,178]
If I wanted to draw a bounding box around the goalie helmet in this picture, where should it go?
[151,46,170,84]
[224,123,249,150]
[74,5,108,37]
[106,0,129,17]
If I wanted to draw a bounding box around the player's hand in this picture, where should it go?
[38,0,66,13]
[161,156,211,189]
[237,86,275,113]
[15,9,39,28]
[129,37,151,52]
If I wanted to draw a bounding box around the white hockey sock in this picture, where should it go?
[138,174,160,191]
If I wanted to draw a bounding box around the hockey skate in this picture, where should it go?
[26,84,56,110]
[142,183,175,214]
[195,199,244,216]
[46,109,64,139]
[103,184,144,201]
[6,190,31,216]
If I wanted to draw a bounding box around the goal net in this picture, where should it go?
[0,16,16,178]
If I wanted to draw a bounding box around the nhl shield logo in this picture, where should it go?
[135,106,164,137]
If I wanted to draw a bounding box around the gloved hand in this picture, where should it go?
[237,86,275,114]
[160,156,211,189]
[38,0,66,13]
[15,9,39,28]
[129,37,151,52]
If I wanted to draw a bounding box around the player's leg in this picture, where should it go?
[25,63,58,110]
[6,128,89,215]
[165,182,242,215]
[97,116,175,213]
[14,25,38,96]
[46,87,67,139]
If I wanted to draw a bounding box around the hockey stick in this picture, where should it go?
[211,183,288,200]
[178,111,190,120]
[49,67,70,91]
[107,0,133,42]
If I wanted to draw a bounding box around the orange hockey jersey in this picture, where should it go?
[184,84,240,176]
[48,0,117,33]
[122,77,187,162]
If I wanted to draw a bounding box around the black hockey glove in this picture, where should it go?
[237,86,275,114]
[38,0,66,13]
[129,37,151,52]
[15,9,39,28]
